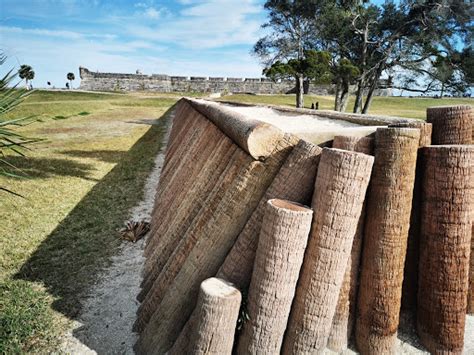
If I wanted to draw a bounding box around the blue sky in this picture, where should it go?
[0,0,268,88]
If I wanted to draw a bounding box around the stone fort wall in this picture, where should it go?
[78,67,391,96]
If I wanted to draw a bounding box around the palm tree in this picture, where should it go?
[18,64,35,90]
[67,72,75,89]
[1,54,41,195]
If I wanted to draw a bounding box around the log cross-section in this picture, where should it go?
[282,147,374,354]
[237,199,313,354]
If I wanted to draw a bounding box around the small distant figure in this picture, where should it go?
[315,102,319,110]
[311,103,315,109]
[47,81,51,86]
[66,82,69,89]
[29,83,33,90]
[136,69,142,74]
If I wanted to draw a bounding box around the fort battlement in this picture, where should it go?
[78,67,391,96]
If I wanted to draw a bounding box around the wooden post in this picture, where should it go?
[327,135,374,352]
[282,148,374,354]
[389,122,433,312]
[426,105,472,145]
[185,278,241,355]
[217,139,322,290]
[237,199,313,354]
[469,223,474,315]
[417,145,474,354]
[356,127,420,354]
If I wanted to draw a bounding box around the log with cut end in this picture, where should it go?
[389,121,433,312]
[417,145,474,354]
[186,278,241,355]
[134,135,296,354]
[356,127,420,354]
[217,139,322,290]
[282,147,374,354]
[327,135,374,353]
[188,98,285,160]
[426,105,472,145]
[237,199,313,354]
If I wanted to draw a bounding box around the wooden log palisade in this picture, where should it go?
[135,100,473,355]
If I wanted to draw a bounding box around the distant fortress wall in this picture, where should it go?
[78,67,391,96]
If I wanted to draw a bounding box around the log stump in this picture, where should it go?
[217,139,322,290]
[187,278,241,355]
[469,223,474,315]
[282,148,374,354]
[327,135,374,352]
[426,105,472,145]
[355,127,420,354]
[417,145,474,354]
[237,199,313,354]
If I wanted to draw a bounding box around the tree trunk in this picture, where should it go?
[217,139,322,290]
[188,278,241,355]
[417,145,473,354]
[282,148,374,354]
[426,105,473,145]
[469,223,474,315]
[237,199,313,354]
[340,82,350,112]
[388,122,432,313]
[353,79,364,113]
[362,66,383,114]
[134,136,296,355]
[334,81,342,111]
[327,135,374,352]
[296,75,304,108]
[356,127,420,354]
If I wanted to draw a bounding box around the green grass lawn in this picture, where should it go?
[219,94,473,119]
[0,90,179,353]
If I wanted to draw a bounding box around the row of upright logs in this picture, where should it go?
[136,100,473,354]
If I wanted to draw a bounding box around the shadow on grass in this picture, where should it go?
[61,150,125,164]
[15,107,172,319]
[4,156,97,181]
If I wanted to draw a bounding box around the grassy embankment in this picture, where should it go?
[220,94,473,119]
[0,90,179,353]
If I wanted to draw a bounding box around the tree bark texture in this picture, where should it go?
[186,278,241,355]
[134,135,297,354]
[296,76,304,108]
[388,122,433,312]
[355,127,420,355]
[282,147,374,354]
[236,199,313,354]
[426,105,472,145]
[417,145,474,354]
[327,135,374,352]
[469,223,474,315]
[217,139,322,290]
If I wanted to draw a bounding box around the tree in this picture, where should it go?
[262,50,332,107]
[1,54,40,196]
[253,0,321,108]
[332,58,359,112]
[18,65,35,90]
[67,72,75,89]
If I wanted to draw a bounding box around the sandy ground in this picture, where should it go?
[59,111,172,354]
[59,105,473,354]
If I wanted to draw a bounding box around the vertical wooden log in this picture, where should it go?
[134,136,296,355]
[469,223,474,315]
[389,122,433,312]
[417,145,474,354]
[327,135,374,352]
[187,278,241,355]
[217,139,322,290]
[237,199,313,354]
[426,105,472,145]
[282,148,374,354]
[356,127,420,354]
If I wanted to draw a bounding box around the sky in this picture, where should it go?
[0,0,269,88]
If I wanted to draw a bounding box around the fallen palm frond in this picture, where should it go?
[119,221,151,243]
